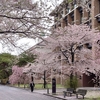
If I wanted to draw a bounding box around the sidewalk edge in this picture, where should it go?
[43,93,67,100]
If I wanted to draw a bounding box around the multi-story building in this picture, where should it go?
[50,0,100,29]
[24,0,100,87]
[50,0,100,87]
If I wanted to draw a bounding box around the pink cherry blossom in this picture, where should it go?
[9,65,29,85]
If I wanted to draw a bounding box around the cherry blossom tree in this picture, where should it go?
[0,0,93,52]
[22,24,100,87]
[0,0,53,52]
[23,61,52,88]
[33,24,100,87]
[0,0,85,53]
[9,65,29,87]
[90,41,100,86]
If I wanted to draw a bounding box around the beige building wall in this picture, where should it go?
[83,8,89,21]
[68,14,72,24]
[51,0,100,29]
[91,0,100,28]
[74,9,81,25]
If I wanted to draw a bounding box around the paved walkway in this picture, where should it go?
[33,87,100,100]
[33,88,81,100]
[9,85,100,100]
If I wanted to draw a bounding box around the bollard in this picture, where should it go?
[47,88,49,94]
[52,78,56,94]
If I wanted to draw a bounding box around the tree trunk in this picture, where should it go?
[71,52,74,63]
[70,72,73,88]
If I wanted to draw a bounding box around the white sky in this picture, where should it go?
[0,44,2,53]
[0,38,38,55]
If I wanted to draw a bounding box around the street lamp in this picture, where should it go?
[31,71,35,82]
[43,59,47,89]
[52,69,56,94]
[31,73,34,82]
[43,70,46,88]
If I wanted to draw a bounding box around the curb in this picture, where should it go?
[43,93,67,100]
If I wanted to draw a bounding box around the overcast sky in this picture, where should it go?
[0,38,38,55]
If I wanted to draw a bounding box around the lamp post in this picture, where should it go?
[31,73,34,82]
[43,60,47,89]
[52,68,56,94]
[31,71,35,82]
[43,70,46,88]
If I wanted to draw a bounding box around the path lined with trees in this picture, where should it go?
[0,85,60,100]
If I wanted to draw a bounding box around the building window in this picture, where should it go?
[85,43,92,49]
[66,3,69,14]
[69,12,74,24]
[78,7,83,24]
[54,25,56,29]
[96,16,100,23]
[88,11,90,20]
[64,16,67,26]
[84,20,92,29]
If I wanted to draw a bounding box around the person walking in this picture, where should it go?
[30,81,35,92]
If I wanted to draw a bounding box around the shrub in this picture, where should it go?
[64,76,78,89]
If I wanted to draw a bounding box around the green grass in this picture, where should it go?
[82,98,100,100]
[34,83,64,89]
[13,83,64,89]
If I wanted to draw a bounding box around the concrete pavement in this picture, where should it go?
[8,85,100,100]
[33,88,82,100]
[33,87,100,100]
[0,85,60,100]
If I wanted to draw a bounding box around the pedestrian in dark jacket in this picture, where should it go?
[30,82,35,92]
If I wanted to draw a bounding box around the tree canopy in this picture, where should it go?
[0,0,52,53]
[9,65,29,85]
[0,53,16,80]
[16,53,36,67]
[27,24,100,81]
[0,0,92,53]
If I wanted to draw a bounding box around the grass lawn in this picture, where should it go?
[83,91,100,100]
[13,83,64,90]
[82,98,100,100]
[35,83,64,89]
